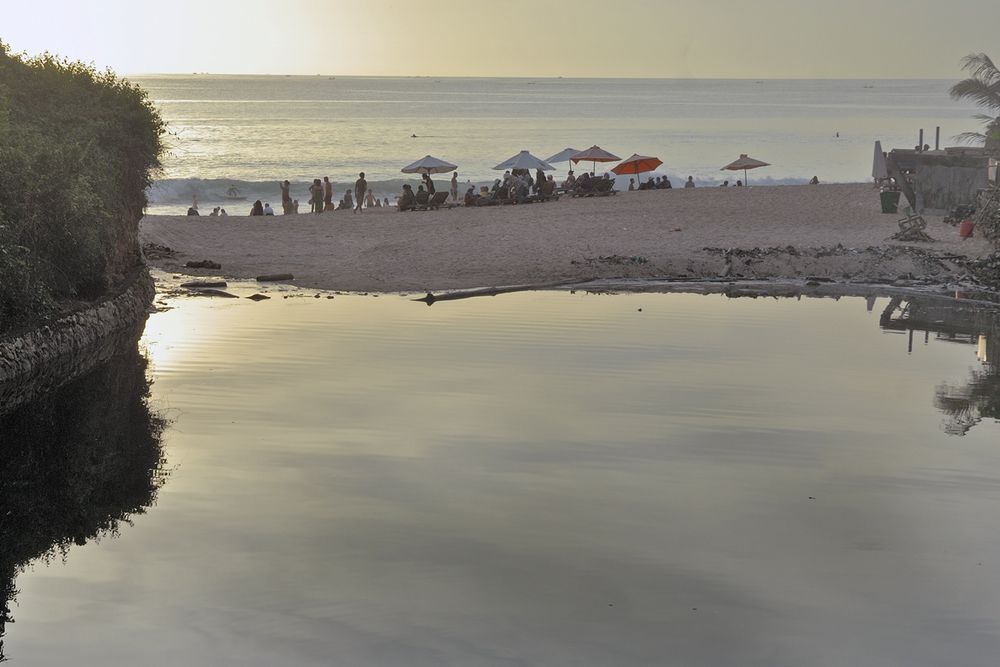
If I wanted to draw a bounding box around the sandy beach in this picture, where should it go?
[140,183,993,293]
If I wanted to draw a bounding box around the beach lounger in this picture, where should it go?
[409,192,452,211]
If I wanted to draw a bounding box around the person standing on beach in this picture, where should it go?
[450,172,459,201]
[280,180,292,214]
[323,176,333,211]
[354,173,368,212]
[422,173,435,196]
[309,179,324,213]
[685,176,695,188]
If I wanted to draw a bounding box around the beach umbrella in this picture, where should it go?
[546,147,581,175]
[571,145,622,174]
[721,153,770,186]
[872,141,888,181]
[493,150,555,171]
[401,155,458,175]
[612,154,663,188]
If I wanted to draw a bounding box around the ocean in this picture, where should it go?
[132,75,977,215]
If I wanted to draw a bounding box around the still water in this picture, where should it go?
[2,289,999,665]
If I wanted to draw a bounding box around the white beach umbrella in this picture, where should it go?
[401,155,458,175]
[493,150,555,171]
[872,141,888,181]
[546,147,581,174]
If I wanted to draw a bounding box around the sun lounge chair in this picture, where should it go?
[408,191,452,211]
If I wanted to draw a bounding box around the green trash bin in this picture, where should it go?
[880,190,900,214]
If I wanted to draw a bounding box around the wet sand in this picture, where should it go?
[140,184,993,292]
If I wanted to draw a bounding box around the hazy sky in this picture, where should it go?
[2,0,996,78]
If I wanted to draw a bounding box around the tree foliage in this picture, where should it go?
[950,52,1000,149]
[0,44,164,331]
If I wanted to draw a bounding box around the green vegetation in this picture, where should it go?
[0,43,163,332]
[950,52,1000,151]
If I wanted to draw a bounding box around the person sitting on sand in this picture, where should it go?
[383,197,389,207]
[464,185,478,206]
[187,206,200,216]
[220,208,228,216]
[575,172,593,192]
[250,200,264,216]
[263,202,274,216]
[736,180,743,187]
[365,189,376,208]
[374,197,382,208]
[209,206,220,216]
[564,171,576,188]
[685,176,695,188]
[292,200,299,213]
[662,177,673,189]
[720,180,729,187]
[398,184,416,211]
[415,184,429,206]
[809,175,820,185]
[342,189,354,210]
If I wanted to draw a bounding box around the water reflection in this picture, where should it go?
[0,337,166,662]
[878,296,1000,435]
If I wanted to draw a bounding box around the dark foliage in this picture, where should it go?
[0,43,163,331]
[0,336,166,661]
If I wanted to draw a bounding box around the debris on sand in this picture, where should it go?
[186,259,222,270]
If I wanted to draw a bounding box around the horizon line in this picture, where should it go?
[125,72,957,82]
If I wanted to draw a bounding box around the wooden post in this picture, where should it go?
[935,127,940,151]
[919,129,924,151]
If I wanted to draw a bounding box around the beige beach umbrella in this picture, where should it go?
[493,150,555,171]
[571,145,622,174]
[401,155,458,175]
[721,154,770,186]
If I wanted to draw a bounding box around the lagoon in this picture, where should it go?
[2,288,999,665]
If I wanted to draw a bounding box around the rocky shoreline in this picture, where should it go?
[0,270,155,414]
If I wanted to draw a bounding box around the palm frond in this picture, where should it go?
[960,53,1000,84]
[953,131,986,145]
[949,78,1000,110]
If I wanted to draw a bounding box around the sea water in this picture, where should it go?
[3,289,999,666]
[133,76,977,214]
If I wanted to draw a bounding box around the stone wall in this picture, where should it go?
[0,270,155,414]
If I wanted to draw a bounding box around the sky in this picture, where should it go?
[2,0,997,78]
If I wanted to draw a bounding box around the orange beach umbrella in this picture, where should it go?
[612,154,663,186]
[721,154,770,186]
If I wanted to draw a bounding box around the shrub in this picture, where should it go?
[0,44,164,332]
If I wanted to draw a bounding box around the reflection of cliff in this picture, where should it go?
[0,337,166,662]
[880,296,1000,436]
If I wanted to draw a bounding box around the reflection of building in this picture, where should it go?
[879,296,1000,436]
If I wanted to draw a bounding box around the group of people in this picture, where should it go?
[629,175,683,191]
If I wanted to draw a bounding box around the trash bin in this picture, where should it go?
[959,219,975,239]
[880,190,900,214]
